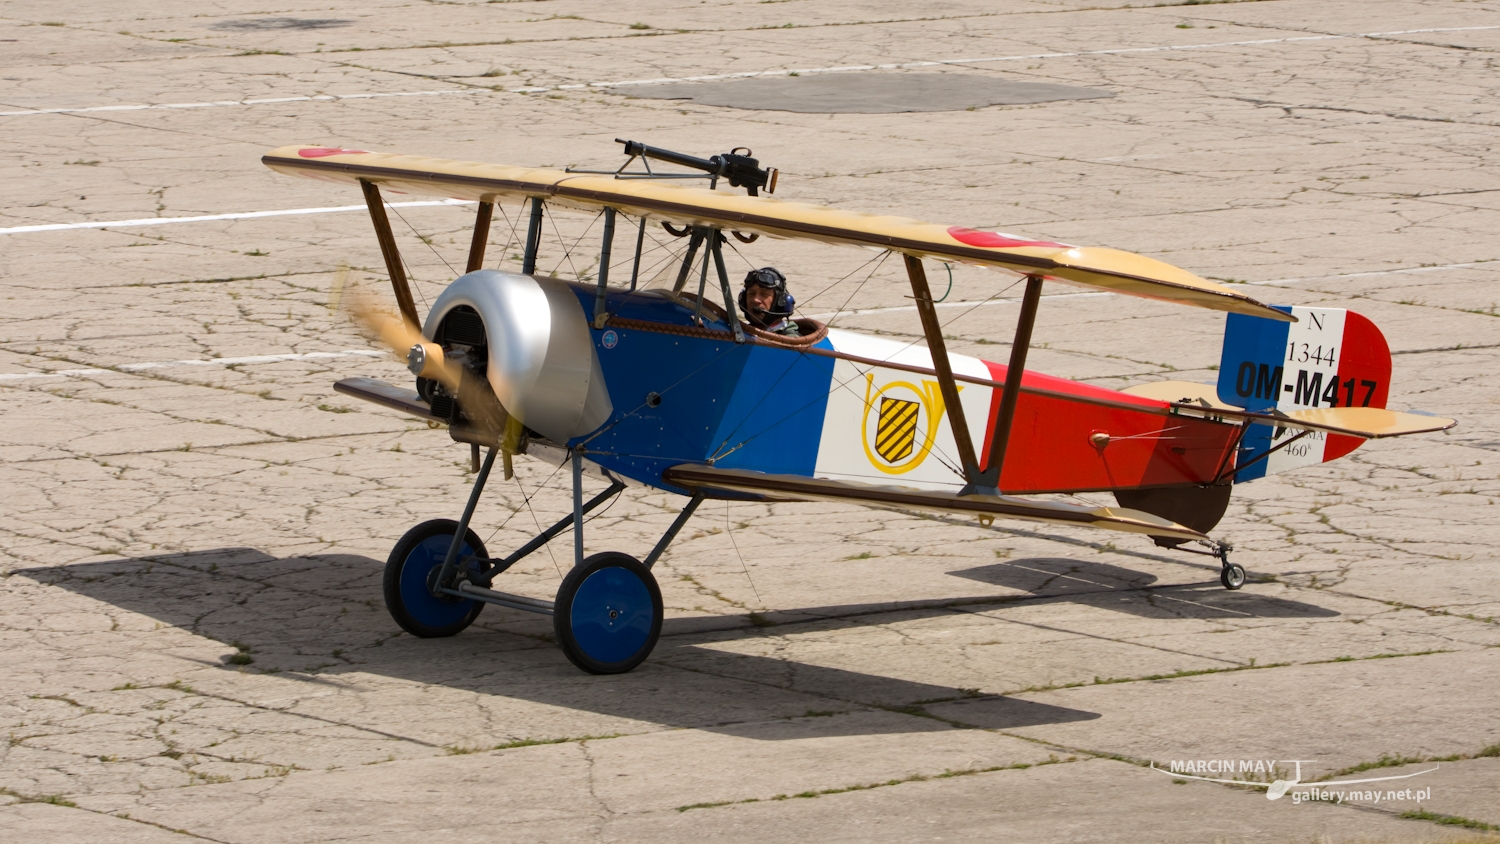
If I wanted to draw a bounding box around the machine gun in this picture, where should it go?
[567,139,779,196]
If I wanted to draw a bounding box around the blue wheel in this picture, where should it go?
[554,552,662,674]
[384,519,487,638]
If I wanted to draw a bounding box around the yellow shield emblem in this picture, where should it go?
[875,397,920,464]
[860,374,955,475]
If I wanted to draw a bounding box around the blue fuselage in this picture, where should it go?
[563,283,835,493]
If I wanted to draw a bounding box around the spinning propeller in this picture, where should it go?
[343,284,524,478]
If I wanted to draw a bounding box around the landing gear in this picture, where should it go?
[383,445,700,674]
[1169,537,1246,590]
[554,552,663,674]
[1211,541,1245,590]
[384,519,488,637]
[1220,561,1247,590]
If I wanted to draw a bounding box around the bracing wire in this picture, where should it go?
[608,214,687,291]
[545,209,602,280]
[582,483,625,527]
[721,235,763,273]
[483,457,567,548]
[387,202,459,278]
[788,249,892,311]
[825,250,894,328]
[724,501,762,603]
[493,200,522,268]
[394,247,432,314]
[516,472,565,580]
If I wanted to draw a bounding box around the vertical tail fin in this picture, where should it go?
[1216,306,1392,480]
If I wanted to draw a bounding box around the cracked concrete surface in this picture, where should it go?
[3,0,1499,841]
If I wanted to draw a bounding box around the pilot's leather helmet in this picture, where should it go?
[740,267,793,317]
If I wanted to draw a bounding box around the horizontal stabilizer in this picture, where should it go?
[1280,406,1456,439]
[661,465,1208,542]
[1122,380,1241,411]
[1124,381,1456,439]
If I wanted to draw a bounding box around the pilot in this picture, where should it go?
[739,267,800,337]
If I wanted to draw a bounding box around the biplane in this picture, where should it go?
[261,140,1455,674]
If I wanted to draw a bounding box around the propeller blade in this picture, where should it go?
[342,285,510,439]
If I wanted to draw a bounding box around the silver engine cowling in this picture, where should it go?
[423,270,611,442]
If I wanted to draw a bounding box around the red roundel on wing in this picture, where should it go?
[948,226,1070,250]
[298,147,368,158]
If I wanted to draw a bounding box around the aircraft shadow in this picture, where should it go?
[946,557,1339,619]
[16,549,1102,740]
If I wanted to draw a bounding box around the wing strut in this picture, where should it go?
[904,255,981,482]
[710,230,746,343]
[593,207,616,328]
[466,200,493,273]
[628,216,647,290]
[671,228,706,295]
[971,274,1043,493]
[358,179,420,329]
[522,197,544,275]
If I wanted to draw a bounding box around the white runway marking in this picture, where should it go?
[2,26,1493,117]
[0,89,480,118]
[0,199,472,235]
[0,350,386,383]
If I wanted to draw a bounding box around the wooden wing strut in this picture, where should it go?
[905,255,980,480]
[905,256,1046,495]
[466,201,493,273]
[359,179,420,330]
[974,274,1043,492]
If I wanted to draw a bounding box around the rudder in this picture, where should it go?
[1216,306,1392,480]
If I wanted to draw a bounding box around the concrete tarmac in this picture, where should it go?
[2,1,1498,841]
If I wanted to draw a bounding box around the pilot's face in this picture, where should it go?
[745,285,776,315]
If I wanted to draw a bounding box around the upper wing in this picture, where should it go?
[661,465,1208,542]
[262,145,1291,322]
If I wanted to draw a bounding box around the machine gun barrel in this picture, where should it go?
[618,139,718,175]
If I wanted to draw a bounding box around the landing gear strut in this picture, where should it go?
[1174,538,1244,590]
[381,445,701,673]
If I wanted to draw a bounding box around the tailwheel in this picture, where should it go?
[554,552,662,674]
[1220,562,1247,591]
[384,519,487,637]
[1211,540,1245,590]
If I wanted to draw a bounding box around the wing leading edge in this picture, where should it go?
[262,145,1291,322]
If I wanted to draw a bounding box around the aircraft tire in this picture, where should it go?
[554,552,662,675]
[384,519,487,638]
[1220,562,1247,590]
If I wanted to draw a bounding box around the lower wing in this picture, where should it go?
[661,465,1207,542]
